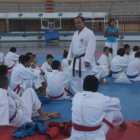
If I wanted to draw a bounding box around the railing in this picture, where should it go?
[0,15,140,33]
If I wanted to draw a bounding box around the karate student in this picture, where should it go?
[0,75,60,127]
[126,52,140,81]
[46,60,71,100]
[68,75,127,140]
[0,51,4,64]
[30,54,47,90]
[111,48,128,78]
[129,45,140,61]
[67,16,96,93]
[11,55,45,96]
[41,54,54,72]
[104,19,119,57]
[5,47,19,72]
[123,44,131,63]
[62,50,70,73]
[97,47,112,75]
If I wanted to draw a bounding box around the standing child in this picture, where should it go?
[104,19,119,57]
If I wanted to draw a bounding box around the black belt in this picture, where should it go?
[73,53,85,77]
[9,109,17,122]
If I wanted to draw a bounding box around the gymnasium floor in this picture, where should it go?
[1,40,140,139]
[1,40,140,121]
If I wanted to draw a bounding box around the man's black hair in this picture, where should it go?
[10,47,16,52]
[83,75,98,92]
[63,50,68,58]
[46,54,53,60]
[20,55,31,65]
[133,46,139,52]
[135,52,140,58]
[0,65,8,76]
[75,16,85,22]
[117,48,125,56]
[124,44,130,50]
[51,60,60,70]
[0,75,9,89]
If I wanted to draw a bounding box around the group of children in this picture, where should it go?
[96,44,140,83]
[0,44,140,139]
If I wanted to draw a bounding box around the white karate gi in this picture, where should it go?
[11,63,42,95]
[111,55,128,78]
[92,65,109,81]
[68,91,123,140]
[5,52,19,72]
[98,53,112,75]
[67,27,96,93]
[41,61,52,72]
[98,54,112,68]
[0,52,5,64]
[46,70,71,99]
[62,58,70,73]
[0,88,41,127]
[129,51,137,61]
[123,54,130,64]
[30,66,47,83]
[0,88,9,126]
[92,59,109,81]
[126,58,140,81]
[105,42,118,57]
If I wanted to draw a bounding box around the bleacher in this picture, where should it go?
[54,1,140,15]
[0,0,139,15]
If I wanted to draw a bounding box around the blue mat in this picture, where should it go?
[8,51,140,121]
[38,77,140,123]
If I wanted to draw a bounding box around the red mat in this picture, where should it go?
[1,121,140,140]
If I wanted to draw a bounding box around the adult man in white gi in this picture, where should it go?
[5,47,19,72]
[0,75,60,127]
[126,52,140,81]
[67,75,127,140]
[111,48,128,78]
[11,55,45,96]
[46,60,72,100]
[67,16,96,93]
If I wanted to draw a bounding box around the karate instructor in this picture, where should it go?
[67,16,96,93]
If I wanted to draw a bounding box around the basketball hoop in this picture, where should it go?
[41,18,61,29]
